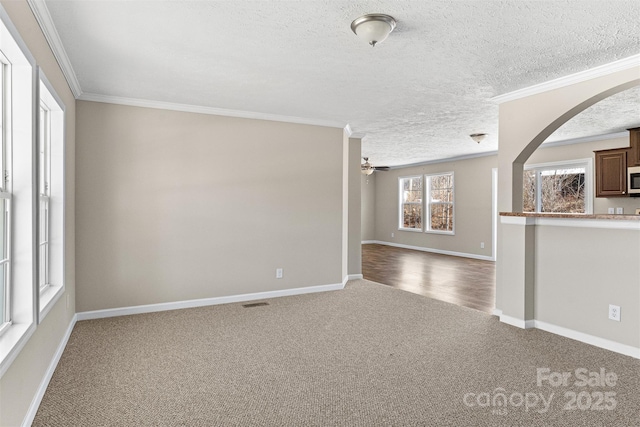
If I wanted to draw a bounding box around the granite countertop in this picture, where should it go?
[500,212,640,220]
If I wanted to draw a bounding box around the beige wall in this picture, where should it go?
[347,137,362,275]
[535,225,640,347]
[0,1,76,426]
[361,173,376,241]
[76,101,345,312]
[373,155,497,258]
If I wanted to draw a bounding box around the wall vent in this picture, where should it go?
[242,302,269,308]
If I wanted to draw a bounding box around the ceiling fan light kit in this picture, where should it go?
[362,168,375,176]
[350,14,397,47]
[361,157,375,175]
[361,157,389,175]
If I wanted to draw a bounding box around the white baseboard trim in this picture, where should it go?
[77,282,345,321]
[23,313,78,427]
[499,314,535,329]
[534,320,640,360]
[495,312,640,359]
[364,240,494,261]
[347,274,363,280]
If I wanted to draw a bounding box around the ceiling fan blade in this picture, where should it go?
[373,166,390,171]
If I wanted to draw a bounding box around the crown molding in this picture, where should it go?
[492,54,640,104]
[344,124,367,139]
[541,131,629,148]
[390,150,498,169]
[27,0,82,98]
[389,131,631,168]
[78,93,347,128]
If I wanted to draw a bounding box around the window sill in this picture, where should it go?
[398,228,423,232]
[0,321,35,378]
[39,284,64,323]
[425,230,455,235]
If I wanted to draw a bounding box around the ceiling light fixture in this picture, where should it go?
[470,133,487,144]
[350,14,397,47]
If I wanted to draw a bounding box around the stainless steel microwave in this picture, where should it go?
[629,166,640,196]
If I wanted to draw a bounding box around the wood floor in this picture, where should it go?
[362,244,495,313]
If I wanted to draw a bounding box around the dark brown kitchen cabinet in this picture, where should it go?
[594,148,628,197]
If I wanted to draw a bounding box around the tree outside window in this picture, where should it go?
[524,163,590,214]
[426,173,454,233]
[399,176,423,230]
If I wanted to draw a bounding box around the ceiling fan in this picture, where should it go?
[361,157,390,175]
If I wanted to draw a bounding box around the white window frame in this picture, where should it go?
[425,172,455,235]
[39,103,50,295]
[0,3,37,379]
[37,69,65,323]
[0,55,10,336]
[398,175,423,232]
[523,158,593,214]
[0,199,10,337]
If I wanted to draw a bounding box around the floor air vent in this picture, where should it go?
[242,302,269,308]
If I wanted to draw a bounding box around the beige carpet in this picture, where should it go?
[34,280,639,426]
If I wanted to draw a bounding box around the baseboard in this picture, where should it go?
[22,313,78,427]
[534,320,640,360]
[496,312,640,359]
[347,274,363,280]
[77,282,345,321]
[499,314,535,329]
[365,240,494,261]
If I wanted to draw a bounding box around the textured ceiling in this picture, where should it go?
[43,0,640,166]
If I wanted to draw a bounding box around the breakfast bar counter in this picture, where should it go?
[500,212,640,220]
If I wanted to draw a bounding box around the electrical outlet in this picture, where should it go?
[607,207,615,214]
[616,207,623,215]
[480,242,485,249]
[608,304,621,322]
[391,232,394,238]
[276,268,283,279]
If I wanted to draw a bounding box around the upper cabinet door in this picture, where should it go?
[595,148,628,197]
[628,128,640,166]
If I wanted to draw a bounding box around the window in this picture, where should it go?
[0,58,9,335]
[399,176,422,230]
[398,172,455,234]
[38,103,50,294]
[0,3,37,377]
[426,172,454,233]
[523,159,593,214]
[37,71,65,321]
[0,196,8,336]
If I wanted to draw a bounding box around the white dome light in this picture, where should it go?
[351,14,397,47]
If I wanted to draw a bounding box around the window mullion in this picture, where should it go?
[535,170,542,213]
[425,176,430,231]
